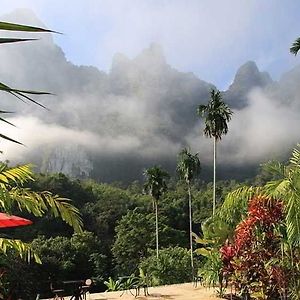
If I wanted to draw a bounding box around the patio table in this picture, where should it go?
[62,280,85,300]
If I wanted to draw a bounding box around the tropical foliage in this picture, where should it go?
[0,163,82,258]
[206,145,300,299]
[139,247,193,285]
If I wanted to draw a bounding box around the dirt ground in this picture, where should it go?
[88,282,220,300]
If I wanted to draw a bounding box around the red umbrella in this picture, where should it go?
[0,212,32,228]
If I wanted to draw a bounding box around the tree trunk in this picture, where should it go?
[187,181,194,279]
[213,136,217,216]
[155,201,159,260]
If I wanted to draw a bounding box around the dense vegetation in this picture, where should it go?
[0,169,243,298]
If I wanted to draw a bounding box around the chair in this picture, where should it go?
[193,275,203,288]
[119,276,139,297]
[50,281,65,300]
[133,270,150,297]
[81,279,92,300]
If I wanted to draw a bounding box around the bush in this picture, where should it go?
[139,246,193,285]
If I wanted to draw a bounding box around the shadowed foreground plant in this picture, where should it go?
[0,21,57,144]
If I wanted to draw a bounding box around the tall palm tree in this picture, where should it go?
[290,37,300,56]
[177,148,201,276]
[143,166,169,259]
[197,89,232,216]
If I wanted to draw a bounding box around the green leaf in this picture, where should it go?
[0,81,50,109]
[0,37,37,44]
[0,21,57,33]
[0,133,23,145]
[0,238,41,263]
[195,248,211,257]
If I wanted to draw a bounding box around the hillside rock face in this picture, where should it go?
[223,61,273,108]
[1,9,300,182]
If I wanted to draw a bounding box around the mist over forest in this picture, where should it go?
[1,9,300,183]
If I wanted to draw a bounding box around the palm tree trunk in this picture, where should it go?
[187,181,194,279]
[155,201,159,260]
[213,136,217,216]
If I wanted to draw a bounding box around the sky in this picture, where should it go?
[1,0,300,89]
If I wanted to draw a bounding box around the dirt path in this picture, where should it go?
[89,282,219,300]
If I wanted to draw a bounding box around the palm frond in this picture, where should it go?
[219,185,258,224]
[285,192,300,246]
[260,160,286,179]
[197,104,208,117]
[42,192,83,233]
[0,238,41,263]
[197,89,233,140]
[143,166,169,201]
[5,188,82,232]
[0,21,57,33]
[290,144,300,167]
[0,38,37,44]
[0,163,82,232]
[0,21,56,144]
[176,148,201,183]
[0,81,50,110]
[0,163,34,188]
[0,133,23,145]
[262,179,290,199]
[290,37,300,56]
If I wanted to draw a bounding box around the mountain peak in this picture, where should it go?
[231,61,272,89]
[135,43,166,67]
[223,61,273,109]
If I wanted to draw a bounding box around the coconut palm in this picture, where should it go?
[143,166,169,259]
[197,89,233,216]
[176,148,201,275]
[290,37,300,56]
